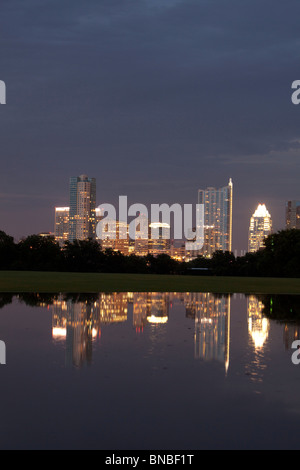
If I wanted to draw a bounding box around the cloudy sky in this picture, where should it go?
[0,0,300,251]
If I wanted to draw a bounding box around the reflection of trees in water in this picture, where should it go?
[254,295,300,350]
[256,295,300,322]
[0,294,14,309]
[245,295,300,383]
[18,293,60,307]
[63,293,101,304]
[0,293,101,309]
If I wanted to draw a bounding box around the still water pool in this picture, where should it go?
[0,292,300,450]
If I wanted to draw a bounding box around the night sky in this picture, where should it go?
[1,0,300,251]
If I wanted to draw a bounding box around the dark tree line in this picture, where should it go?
[0,232,182,274]
[1,229,300,277]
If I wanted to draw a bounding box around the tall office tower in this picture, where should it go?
[134,214,149,256]
[198,179,233,257]
[248,204,272,253]
[54,207,70,245]
[69,175,96,242]
[148,222,171,256]
[286,201,300,229]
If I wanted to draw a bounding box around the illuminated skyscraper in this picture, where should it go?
[134,214,149,256]
[286,201,300,229]
[148,222,171,256]
[54,207,70,245]
[248,204,272,253]
[198,179,233,257]
[69,175,96,242]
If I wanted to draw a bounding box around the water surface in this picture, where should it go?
[0,292,300,450]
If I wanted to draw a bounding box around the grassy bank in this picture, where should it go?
[0,271,300,294]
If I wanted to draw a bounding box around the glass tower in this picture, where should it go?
[248,204,272,253]
[69,175,96,242]
[198,179,233,257]
[55,207,70,245]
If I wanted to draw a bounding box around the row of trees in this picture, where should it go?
[1,229,300,277]
[0,232,181,274]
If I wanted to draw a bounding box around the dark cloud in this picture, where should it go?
[0,0,300,249]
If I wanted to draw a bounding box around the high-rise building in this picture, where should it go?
[248,204,272,253]
[148,222,171,256]
[286,201,300,229]
[54,207,70,245]
[69,175,96,242]
[197,179,233,257]
[134,214,150,256]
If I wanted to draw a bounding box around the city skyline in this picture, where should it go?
[52,174,298,257]
[53,175,268,256]
[1,0,300,452]
[1,1,300,254]
[2,172,291,253]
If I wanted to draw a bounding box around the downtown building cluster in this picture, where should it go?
[53,174,297,258]
[54,175,234,260]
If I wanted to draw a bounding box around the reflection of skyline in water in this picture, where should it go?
[51,292,230,370]
[52,298,100,368]
[185,293,230,374]
[246,296,270,384]
[133,293,170,330]
[283,324,300,351]
[3,292,300,376]
[248,296,270,350]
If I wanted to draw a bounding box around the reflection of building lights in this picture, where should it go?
[185,292,230,375]
[52,327,67,338]
[147,315,168,324]
[248,296,270,350]
[248,317,269,350]
[92,328,98,338]
[199,318,213,325]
